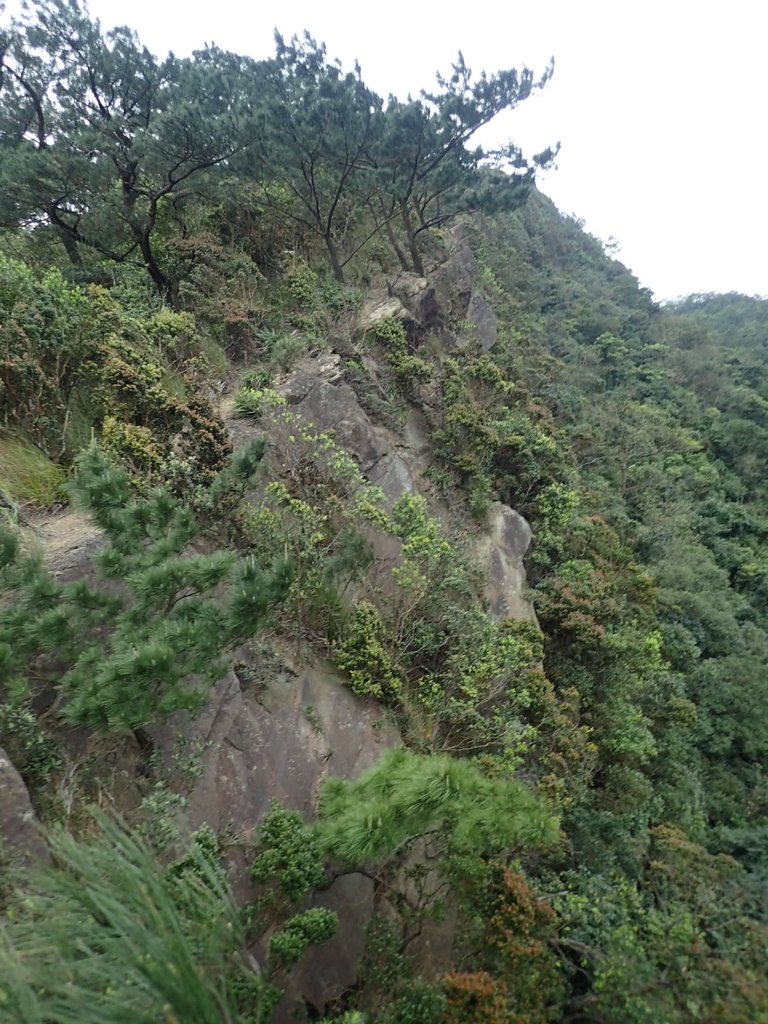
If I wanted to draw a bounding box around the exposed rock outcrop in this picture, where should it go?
[472,502,535,622]
[0,747,50,867]
[431,226,499,351]
[363,273,438,339]
[272,352,388,472]
[152,656,397,848]
[150,653,399,1016]
[31,508,103,580]
[462,291,499,351]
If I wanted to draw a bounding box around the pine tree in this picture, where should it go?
[315,747,559,866]
[0,441,291,731]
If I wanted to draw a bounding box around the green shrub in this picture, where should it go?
[0,701,61,784]
[333,602,403,700]
[373,316,432,396]
[241,368,273,390]
[232,386,266,420]
[0,256,100,460]
[0,443,291,731]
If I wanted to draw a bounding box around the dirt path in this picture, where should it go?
[26,508,103,576]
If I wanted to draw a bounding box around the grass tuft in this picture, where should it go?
[0,435,67,509]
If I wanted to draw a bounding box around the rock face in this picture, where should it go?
[294,380,385,471]
[472,502,535,622]
[362,273,438,339]
[19,240,538,1018]
[151,654,399,1018]
[153,656,397,845]
[430,226,499,352]
[0,747,50,867]
[462,291,498,351]
[369,452,415,505]
[431,230,477,314]
[273,353,387,472]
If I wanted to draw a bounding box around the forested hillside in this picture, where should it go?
[1,3,767,1022]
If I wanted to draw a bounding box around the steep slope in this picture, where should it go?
[2,183,768,1022]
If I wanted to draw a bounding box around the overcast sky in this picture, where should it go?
[6,0,768,301]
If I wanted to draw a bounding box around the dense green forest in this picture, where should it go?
[1,2,767,1022]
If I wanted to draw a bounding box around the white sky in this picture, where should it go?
[5,0,768,300]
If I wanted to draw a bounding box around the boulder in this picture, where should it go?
[472,503,536,622]
[294,380,386,470]
[362,295,411,330]
[0,747,50,866]
[430,231,477,315]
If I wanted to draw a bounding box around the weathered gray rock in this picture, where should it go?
[363,294,411,330]
[391,274,439,330]
[151,655,398,1018]
[361,276,438,340]
[292,872,375,1014]
[274,371,318,406]
[276,352,343,397]
[294,380,386,470]
[369,452,415,505]
[390,273,429,303]
[463,292,498,352]
[153,659,397,839]
[430,230,477,315]
[0,746,50,866]
[472,502,535,622]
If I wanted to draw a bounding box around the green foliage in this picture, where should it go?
[431,353,566,518]
[0,0,253,297]
[2,13,768,1016]
[373,316,432,396]
[250,802,327,907]
[315,747,559,866]
[0,253,231,497]
[0,256,101,459]
[232,386,267,420]
[335,494,550,757]
[0,435,67,508]
[0,816,264,1023]
[333,601,403,699]
[388,981,446,1024]
[0,701,61,786]
[266,907,337,969]
[244,404,381,639]
[0,444,290,730]
[97,336,233,491]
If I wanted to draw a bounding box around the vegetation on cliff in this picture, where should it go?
[1,2,767,1021]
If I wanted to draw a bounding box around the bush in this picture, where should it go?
[0,256,101,460]
[333,602,403,700]
[232,386,266,420]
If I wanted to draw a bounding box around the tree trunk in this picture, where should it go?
[136,225,176,303]
[384,217,410,271]
[55,226,83,268]
[325,232,346,284]
[48,208,83,268]
[400,200,424,276]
